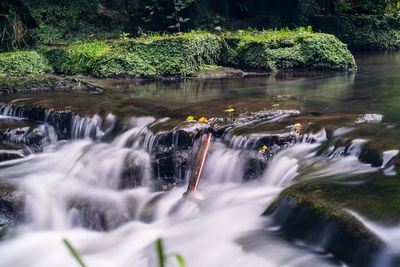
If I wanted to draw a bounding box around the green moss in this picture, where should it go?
[222,30,356,71]
[46,41,109,75]
[0,51,51,77]
[274,174,400,226]
[94,32,223,77]
[300,34,357,70]
[3,30,354,78]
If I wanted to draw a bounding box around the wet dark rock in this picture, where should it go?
[0,75,103,94]
[265,193,383,267]
[0,149,27,162]
[0,183,24,239]
[0,125,56,152]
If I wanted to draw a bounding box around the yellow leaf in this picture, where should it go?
[259,145,268,154]
[294,123,302,132]
[224,108,235,113]
[186,116,195,121]
[272,103,280,107]
[198,117,209,123]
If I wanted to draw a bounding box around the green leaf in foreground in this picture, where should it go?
[63,238,87,267]
[156,238,186,267]
[168,253,186,267]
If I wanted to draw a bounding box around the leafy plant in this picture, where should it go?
[385,1,400,17]
[156,238,186,267]
[119,32,131,41]
[63,237,185,267]
[141,0,165,24]
[63,239,87,267]
[167,0,195,32]
[0,51,51,76]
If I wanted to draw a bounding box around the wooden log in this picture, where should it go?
[184,133,212,197]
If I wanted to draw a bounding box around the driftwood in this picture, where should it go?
[184,133,212,196]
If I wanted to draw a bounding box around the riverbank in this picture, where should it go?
[0,30,356,83]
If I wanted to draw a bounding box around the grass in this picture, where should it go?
[63,237,185,267]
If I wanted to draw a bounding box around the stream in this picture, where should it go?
[0,52,400,267]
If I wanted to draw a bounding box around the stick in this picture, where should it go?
[184,133,211,196]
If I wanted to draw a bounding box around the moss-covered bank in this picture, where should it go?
[0,30,356,79]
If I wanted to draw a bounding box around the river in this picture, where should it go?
[0,52,400,267]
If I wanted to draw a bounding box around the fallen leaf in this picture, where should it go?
[186,116,195,121]
[198,117,209,123]
[259,145,268,154]
[224,108,235,113]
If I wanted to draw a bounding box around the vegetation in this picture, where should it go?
[223,29,356,71]
[312,15,400,50]
[0,51,51,77]
[0,30,355,78]
[63,239,87,267]
[2,0,400,51]
[156,238,186,267]
[45,41,109,75]
[94,32,222,77]
[63,238,185,267]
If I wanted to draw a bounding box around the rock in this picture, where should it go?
[0,182,24,239]
[265,183,384,267]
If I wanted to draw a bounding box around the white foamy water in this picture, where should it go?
[0,118,394,267]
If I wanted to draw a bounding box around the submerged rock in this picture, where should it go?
[0,182,24,239]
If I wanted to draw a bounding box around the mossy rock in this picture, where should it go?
[265,177,394,267]
[222,31,356,71]
[0,51,52,77]
[94,32,223,77]
[41,30,356,78]
[45,41,110,75]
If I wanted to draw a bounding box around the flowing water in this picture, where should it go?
[1,52,400,267]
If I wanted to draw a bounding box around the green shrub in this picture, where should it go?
[46,41,109,75]
[0,51,51,76]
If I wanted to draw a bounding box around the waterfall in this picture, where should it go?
[1,117,396,267]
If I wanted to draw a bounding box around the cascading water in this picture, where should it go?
[0,107,396,267]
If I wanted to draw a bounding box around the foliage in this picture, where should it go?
[46,41,109,75]
[156,238,186,267]
[300,34,356,70]
[63,239,87,267]
[63,237,185,267]
[167,0,195,32]
[312,15,400,50]
[0,30,356,78]
[140,0,196,32]
[222,29,356,71]
[23,0,123,45]
[93,32,222,77]
[0,51,51,76]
